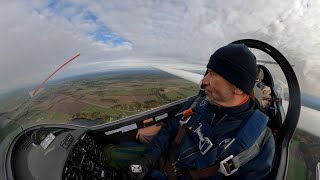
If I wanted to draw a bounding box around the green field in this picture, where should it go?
[287,157,307,180]
[0,71,199,128]
[288,129,320,180]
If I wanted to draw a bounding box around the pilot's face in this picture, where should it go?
[203,69,236,105]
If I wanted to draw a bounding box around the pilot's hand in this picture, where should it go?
[129,156,155,180]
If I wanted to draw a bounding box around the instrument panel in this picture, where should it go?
[63,134,115,180]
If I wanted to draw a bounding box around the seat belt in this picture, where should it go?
[180,127,272,179]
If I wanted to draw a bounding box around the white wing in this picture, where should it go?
[153,65,320,137]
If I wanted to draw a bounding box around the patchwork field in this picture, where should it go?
[0,70,199,128]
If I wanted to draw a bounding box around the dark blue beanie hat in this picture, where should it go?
[206,43,257,94]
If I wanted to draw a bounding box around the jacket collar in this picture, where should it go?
[208,98,253,115]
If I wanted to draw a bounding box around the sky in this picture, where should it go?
[0,0,319,96]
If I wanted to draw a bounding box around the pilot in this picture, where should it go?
[130,43,275,180]
[256,66,272,110]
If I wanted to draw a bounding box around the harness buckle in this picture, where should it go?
[179,116,191,126]
[193,123,213,155]
[218,155,238,176]
[193,124,204,140]
[199,137,213,155]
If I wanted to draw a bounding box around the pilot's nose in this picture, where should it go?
[202,74,209,87]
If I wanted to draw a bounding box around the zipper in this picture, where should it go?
[174,145,198,163]
[210,113,216,125]
[209,114,228,137]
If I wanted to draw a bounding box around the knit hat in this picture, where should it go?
[206,43,257,94]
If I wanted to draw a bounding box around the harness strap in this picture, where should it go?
[232,128,271,168]
[161,97,203,180]
[160,157,178,180]
[162,97,271,179]
[235,110,269,150]
[169,96,203,160]
[169,124,188,161]
[179,127,272,179]
[180,164,220,179]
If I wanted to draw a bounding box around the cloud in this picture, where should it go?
[0,0,320,96]
[0,1,132,91]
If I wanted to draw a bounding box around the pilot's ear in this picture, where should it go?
[234,88,244,95]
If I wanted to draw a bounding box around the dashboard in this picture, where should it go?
[63,133,115,180]
[9,128,117,180]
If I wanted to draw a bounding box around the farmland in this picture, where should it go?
[0,70,199,128]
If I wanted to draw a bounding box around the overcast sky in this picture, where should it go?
[0,0,319,96]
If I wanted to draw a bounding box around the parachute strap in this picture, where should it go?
[178,97,204,126]
[235,110,269,149]
[232,127,272,169]
[190,96,204,111]
[176,110,271,179]
[216,127,271,177]
[161,96,204,179]
[171,96,203,154]
[178,127,272,179]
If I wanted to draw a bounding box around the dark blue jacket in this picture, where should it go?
[145,97,275,180]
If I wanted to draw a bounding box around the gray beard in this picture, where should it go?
[205,95,223,106]
[204,95,215,105]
